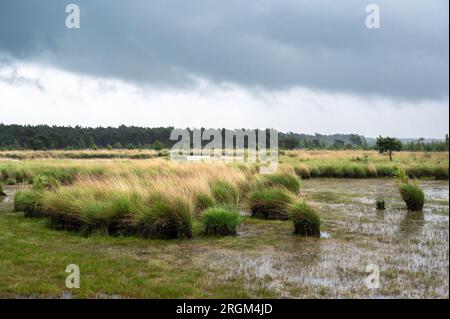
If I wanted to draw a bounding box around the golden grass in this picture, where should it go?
[282,150,448,164]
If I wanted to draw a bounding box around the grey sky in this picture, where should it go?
[0,1,448,137]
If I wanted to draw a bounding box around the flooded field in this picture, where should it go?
[0,179,448,298]
[200,179,449,298]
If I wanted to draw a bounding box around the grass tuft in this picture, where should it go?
[399,183,425,211]
[434,166,449,180]
[13,190,44,217]
[210,181,240,207]
[376,199,386,210]
[136,194,193,239]
[395,167,425,211]
[194,192,216,212]
[248,188,295,220]
[288,201,321,237]
[201,206,240,236]
[262,172,300,193]
[294,165,310,179]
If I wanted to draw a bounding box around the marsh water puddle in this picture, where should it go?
[0,185,25,211]
[203,179,449,298]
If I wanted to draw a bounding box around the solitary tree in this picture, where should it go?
[375,136,402,161]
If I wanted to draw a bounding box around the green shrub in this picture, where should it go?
[136,195,193,239]
[399,183,425,211]
[376,199,385,210]
[263,173,300,193]
[13,190,44,217]
[288,201,320,237]
[210,181,240,207]
[248,188,294,220]
[201,207,240,236]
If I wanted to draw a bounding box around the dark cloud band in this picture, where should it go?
[0,0,448,99]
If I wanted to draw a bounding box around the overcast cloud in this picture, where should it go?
[0,0,448,137]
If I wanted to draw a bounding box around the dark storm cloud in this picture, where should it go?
[0,0,448,99]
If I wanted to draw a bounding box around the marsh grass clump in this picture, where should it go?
[38,188,85,230]
[34,167,78,185]
[32,174,56,190]
[288,201,320,237]
[365,163,378,177]
[13,190,44,217]
[201,206,240,236]
[406,165,434,179]
[210,181,240,207]
[4,177,17,185]
[195,192,216,212]
[309,165,320,177]
[342,166,355,178]
[399,183,425,211]
[319,165,336,178]
[262,172,300,193]
[352,165,367,178]
[294,165,310,179]
[136,195,193,239]
[395,167,425,211]
[80,193,138,235]
[376,199,386,210]
[248,187,295,220]
[334,166,345,178]
[375,165,395,177]
[0,183,6,196]
[434,166,449,180]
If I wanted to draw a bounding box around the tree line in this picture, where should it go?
[0,124,447,152]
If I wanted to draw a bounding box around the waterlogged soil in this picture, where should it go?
[200,179,449,298]
[1,179,448,298]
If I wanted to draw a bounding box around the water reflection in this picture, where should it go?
[398,210,425,237]
[376,209,385,221]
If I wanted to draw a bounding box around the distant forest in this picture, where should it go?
[0,124,448,151]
